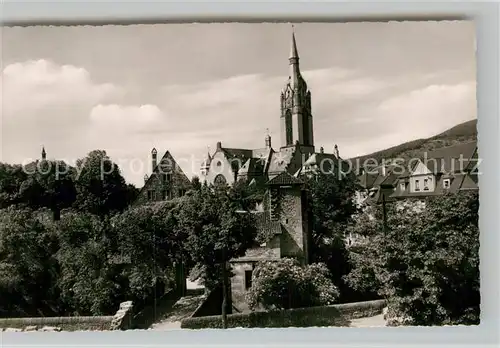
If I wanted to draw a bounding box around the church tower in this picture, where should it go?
[280,29,314,154]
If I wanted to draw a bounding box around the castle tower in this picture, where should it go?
[280,28,314,154]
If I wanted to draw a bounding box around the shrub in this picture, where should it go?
[246,258,339,311]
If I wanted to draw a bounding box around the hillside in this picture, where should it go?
[352,119,477,166]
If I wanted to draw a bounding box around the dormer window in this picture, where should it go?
[400,182,406,191]
[443,179,451,189]
[424,179,429,191]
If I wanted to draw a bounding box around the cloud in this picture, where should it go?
[2,60,120,113]
[1,60,122,163]
[336,82,477,158]
[89,104,165,132]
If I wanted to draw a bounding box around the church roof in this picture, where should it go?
[267,171,304,186]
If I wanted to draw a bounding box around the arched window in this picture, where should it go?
[214,174,227,186]
[285,110,293,145]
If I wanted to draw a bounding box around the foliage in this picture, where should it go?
[246,258,339,311]
[0,160,77,219]
[55,211,121,315]
[303,170,361,302]
[110,201,183,301]
[177,183,257,289]
[0,207,61,317]
[345,192,480,326]
[73,150,131,217]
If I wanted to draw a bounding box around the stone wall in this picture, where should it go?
[279,187,305,260]
[0,316,114,332]
[181,299,387,329]
[110,301,134,330]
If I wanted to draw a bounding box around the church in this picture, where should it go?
[198,32,343,313]
[135,31,343,312]
[200,31,341,188]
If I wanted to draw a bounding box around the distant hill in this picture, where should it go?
[352,119,477,167]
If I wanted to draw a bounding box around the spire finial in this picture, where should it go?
[41,145,46,160]
[290,25,299,60]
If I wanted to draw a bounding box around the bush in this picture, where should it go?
[246,258,339,311]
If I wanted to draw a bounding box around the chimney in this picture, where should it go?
[320,147,324,154]
[144,174,149,183]
[334,144,339,158]
[381,165,386,176]
[151,148,157,172]
[216,141,222,151]
[265,129,272,149]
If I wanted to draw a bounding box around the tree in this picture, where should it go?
[246,258,340,311]
[345,192,480,326]
[0,160,77,220]
[302,170,361,301]
[73,150,130,217]
[110,200,183,304]
[0,207,61,316]
[177,183,256,328]
[55,211,120,315]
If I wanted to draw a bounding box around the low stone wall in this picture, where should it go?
[0,316,114,332]
[0,301,134,332]
[110,301,134,330]
[181,299,386,329]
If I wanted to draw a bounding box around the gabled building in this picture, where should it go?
[357,140,479,205]
[134,148,192,205]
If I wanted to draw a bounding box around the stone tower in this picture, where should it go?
[280,29,314,155]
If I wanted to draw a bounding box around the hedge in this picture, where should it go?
[181,299,386,329]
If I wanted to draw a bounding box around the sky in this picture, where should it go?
[0,21,477,187]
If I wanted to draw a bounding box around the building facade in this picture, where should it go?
[134,148,192,205]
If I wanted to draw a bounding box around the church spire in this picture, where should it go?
[290,26,299,60]
[41,146,46,160]
[289,26,301,88]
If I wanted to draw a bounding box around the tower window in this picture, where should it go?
[244,270,253,290]
[443,179,451,189]
[285,111,293,145]
[147,190,155,201]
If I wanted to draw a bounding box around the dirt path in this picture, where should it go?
[150,294,206,330]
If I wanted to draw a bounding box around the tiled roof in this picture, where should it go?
[253,212,282,235]
[266,171,304,186]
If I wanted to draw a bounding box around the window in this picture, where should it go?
[415,180,420,191]
[424,179,429,191]
[147,190,155,201]
[178,189,186,197]
[443,179,451,189]
[244,270,253,290]
[161,190,167,200]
